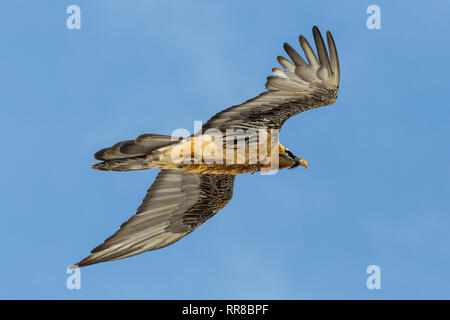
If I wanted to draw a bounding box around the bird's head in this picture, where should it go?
[279,148,308,169]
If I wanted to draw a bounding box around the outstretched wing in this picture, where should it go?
[202,26,340,132]
[74,170,235,267]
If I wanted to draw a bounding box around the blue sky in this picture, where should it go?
[1,0,449,299]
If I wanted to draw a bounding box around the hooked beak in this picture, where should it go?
[296,157,308,168]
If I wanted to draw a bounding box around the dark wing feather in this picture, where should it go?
[202,26,340,132]
[74,170,235,267]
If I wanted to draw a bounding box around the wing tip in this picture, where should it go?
[312,25,321,39]
[325,29,340,84]
[283,42,307,67]
[282,42,291,52]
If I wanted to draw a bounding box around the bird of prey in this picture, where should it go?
[73,26,340,268]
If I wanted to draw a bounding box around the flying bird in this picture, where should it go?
[74,26,340,268]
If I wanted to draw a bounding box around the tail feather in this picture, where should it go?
[92,157,149,171]
[92,133,178,171]
[95,134,178,161]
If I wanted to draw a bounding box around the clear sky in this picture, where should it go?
[1,0,449,299]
